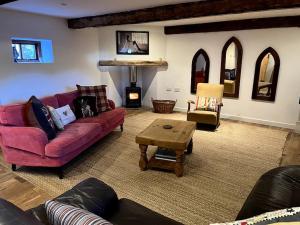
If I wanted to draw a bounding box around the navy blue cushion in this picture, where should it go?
[25,96,56,140]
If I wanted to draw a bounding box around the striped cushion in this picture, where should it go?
[196,97,218,112]
[45,200,112,225]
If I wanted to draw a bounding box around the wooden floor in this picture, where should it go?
[0,164,50,210]
[0,109,299,211]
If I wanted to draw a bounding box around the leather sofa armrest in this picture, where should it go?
[57,178,119,217]
[0,199,43,225]
[0,126,48,157]
[236,166,300,220]
[108,99,116,110]
[27,178,119,223]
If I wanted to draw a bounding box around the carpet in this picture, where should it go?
[5,111,288,225]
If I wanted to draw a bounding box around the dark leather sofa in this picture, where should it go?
[0,178,182,225]
[0,166,299,225]
[236,165,300,220]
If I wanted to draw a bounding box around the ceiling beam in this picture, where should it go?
[0,0,17,5]
[68,0,300,29]
[164,16,300,34]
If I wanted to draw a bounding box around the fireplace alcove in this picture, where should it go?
[98,60,168,108]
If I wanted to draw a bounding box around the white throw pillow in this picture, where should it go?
[47,106,64,130]
[55,105,76,126]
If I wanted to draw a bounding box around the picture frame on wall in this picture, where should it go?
[116,31,149,55]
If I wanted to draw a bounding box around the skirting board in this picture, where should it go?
[174,107,295,130]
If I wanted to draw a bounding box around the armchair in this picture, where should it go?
[187,83,224,128]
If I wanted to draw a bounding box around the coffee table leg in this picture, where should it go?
[139,144,148,171]
[186,138,193,154]
[175,150,184,177]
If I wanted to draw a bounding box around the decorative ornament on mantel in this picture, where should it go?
[98,59,168,67]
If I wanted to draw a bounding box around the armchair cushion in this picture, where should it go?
[196,97,218,112]
[0,126,47,157]
[187,110,218,125]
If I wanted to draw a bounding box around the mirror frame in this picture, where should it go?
[252,47,280,102]
[220,37,243,98]
[191,49,210,94]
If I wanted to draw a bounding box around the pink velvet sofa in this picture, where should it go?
[0,91,126,178]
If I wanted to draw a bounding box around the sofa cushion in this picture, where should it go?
[73,96,98,119]
[41,96,59,108]
[25,96,56,140]
[45,122,101,158]
[45,200,112,225]
[55,105,76,126]
[109,198,183,225]
[0,104,26,126]
[55,91,79,109]
[47,106,64,131]
[76,85,111,112]
[76,108,125,130]
[0,96,58,127]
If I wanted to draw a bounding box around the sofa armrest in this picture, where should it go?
[0,126,48,157]
[108,99,115,110]
[27,178,119,223]
[236,166,300,220]
[0,199,43,225]
[55,178,118,218]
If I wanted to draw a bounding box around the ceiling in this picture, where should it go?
[0,0,202,18]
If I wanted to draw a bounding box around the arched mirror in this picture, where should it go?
[191,49,210,94]
[252,47,280,102]
[220,37,243,98]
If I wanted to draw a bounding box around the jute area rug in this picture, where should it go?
[5,111,288,225]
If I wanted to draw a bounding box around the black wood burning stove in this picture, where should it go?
[126,66,142,108]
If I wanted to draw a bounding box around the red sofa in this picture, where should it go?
[0,91,126,178]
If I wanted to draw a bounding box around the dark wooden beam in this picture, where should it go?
[68,0,300,29]
[164,16,300,34]
[0,0,17,5]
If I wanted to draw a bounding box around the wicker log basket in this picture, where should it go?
[151,98,177,114]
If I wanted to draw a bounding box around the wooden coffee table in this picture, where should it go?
[135,119,196,177]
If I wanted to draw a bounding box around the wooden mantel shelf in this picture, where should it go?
[98,60,168,67]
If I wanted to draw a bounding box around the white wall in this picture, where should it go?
[1,8,299,128]
[97,25,166,107]
[161,28,300,128]
[0,8,100,104]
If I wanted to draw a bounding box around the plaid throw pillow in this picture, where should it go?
[45,200,112,225]
[196,97,218,112]
[76,85,111,112]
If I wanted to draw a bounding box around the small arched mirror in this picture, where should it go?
[220,37,243,98]
[252,47,280,102]
[191,49,210,94]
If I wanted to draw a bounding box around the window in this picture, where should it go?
[11,38,54,64]
[12,40,41,63]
